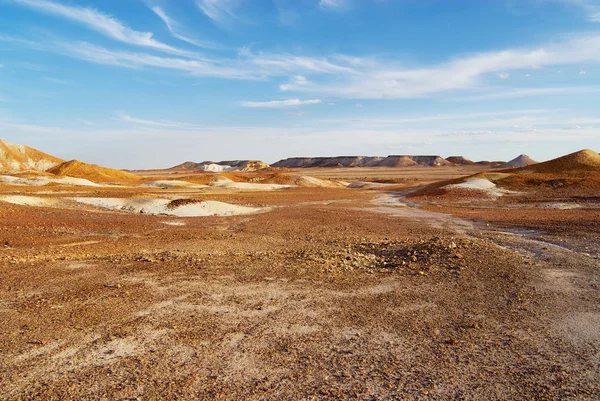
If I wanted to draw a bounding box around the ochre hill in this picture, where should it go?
[510,149,600,173]
[48,160,140,183]
[0,139,64,172]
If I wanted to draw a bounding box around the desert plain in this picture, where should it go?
[1,143,600,400]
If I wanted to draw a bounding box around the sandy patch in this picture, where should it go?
[208,179,293,191]
[0,195,60,207]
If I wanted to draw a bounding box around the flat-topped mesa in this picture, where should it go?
[272,155,452,168]
[272,156,384,168]
[0,138,64,172]
[501,154,538,168]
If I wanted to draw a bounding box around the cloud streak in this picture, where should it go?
[241,99,321,108]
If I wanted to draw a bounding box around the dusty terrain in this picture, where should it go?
[1,162,600,400]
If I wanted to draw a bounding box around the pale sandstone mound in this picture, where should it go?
[293,176,347,188]
[501,154,537,168]
[0,139,64,172]
[513,149,600,173]
[48,160,140,183]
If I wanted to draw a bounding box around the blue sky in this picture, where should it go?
[1,0,600,168]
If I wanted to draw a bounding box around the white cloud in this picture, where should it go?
[355,103,363,108]
[497,72,509,79]
[12,0,192,56]
[281,33,600,98]
[456,85,600,101]
[149,6,216,49]
[241,99,321,108]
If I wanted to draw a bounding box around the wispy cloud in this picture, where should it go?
[195,0,242,27]
[149,6,216,49]
[241,99,321,108]
[240,47,357,74]
[11,0,192,56]
[43,77,70,85]
[319,0,347,10]
[286,111,306,117]
[19,38,359,80]
[551,0,600,22]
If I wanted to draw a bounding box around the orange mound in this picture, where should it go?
[47,160,140,183]
[510,149,600,174]
[0,139,64,172]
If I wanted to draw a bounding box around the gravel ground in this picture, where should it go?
[1,183,599,400]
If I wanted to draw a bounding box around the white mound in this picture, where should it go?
[201,164,235,172]
[208,179,292,191]
[448,178,497,190]
[445,178,509,197]
[71,197,265,217]
[142,180,208,189]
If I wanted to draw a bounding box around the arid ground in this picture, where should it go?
[1,166,599,400]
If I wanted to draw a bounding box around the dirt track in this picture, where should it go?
[1,183,600,400]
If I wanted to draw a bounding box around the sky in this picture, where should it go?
[1,0,600,169]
